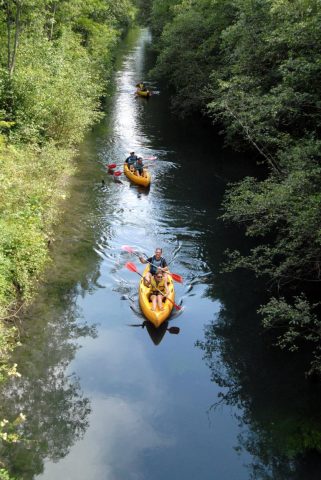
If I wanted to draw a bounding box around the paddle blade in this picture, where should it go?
[107,163,117,169]
[167,297,182,310]
[125,262,138,273]
[114,171,122,176]
[168,326,180,334]
[144,156,157,160]
[170,273,183,283]
[122,245,135,253]
[127,323,144,328]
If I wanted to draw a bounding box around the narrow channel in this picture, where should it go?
[2,28,321,480]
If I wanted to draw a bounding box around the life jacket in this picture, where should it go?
[150,277,166,294]
[134,160,144,170]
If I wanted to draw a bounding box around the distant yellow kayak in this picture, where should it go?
[136,89,151,97]
[139,266,175,327]
[124,163,151,187]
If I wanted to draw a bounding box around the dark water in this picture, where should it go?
[2,28,321,480]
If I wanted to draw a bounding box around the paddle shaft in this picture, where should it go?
[108,159,154,169]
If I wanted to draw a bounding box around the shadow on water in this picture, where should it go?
[196,229,321,479]
[128,320,180,346]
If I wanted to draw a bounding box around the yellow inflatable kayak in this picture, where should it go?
[136,89,151,97]
[139,266,175,327]
[124,163,151,187]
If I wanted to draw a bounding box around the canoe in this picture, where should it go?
[124,163,151,187]
[136,89,151,97]
[139,266,175,327]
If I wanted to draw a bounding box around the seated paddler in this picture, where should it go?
[125,151,138,170]
[134,157,145,176]
[150,269,170,312]
[139,248,169,287]
[138,82,146,91]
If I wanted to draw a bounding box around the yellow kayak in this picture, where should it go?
[124,163,151,187]
[136,89,151,97]
[139,266,175,327]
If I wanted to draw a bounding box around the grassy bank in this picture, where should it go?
[0,1,136,470]
[0,0,135,320]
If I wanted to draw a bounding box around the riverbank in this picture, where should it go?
[0,2,138,317]
[0,2,136,465]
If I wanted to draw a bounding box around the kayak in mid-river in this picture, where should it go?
[124,163,151,187]
[139,266,175,327]
[136,88,151,97]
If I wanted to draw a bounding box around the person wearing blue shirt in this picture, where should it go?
[139,248,169,286]
[125,152,138,170]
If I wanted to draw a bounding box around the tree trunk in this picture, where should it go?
[6,0,12,74]
[9,0,21,78]
[49,3,57,41]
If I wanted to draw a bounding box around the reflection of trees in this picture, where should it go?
[1,375,90,479]
[173,131,321,478]
[0,283,97,478]
[0,122,108,477]
[197,268,321,479]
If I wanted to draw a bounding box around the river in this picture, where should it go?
[1,28,321,480]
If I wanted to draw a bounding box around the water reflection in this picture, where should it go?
[0,293,96,478]
[40,328,176,479]
[128,321,180,345]
[197,264,321,479]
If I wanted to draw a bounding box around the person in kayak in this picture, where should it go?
[134,157,145,176]
[139,248,169,286]
[150,270,170,311]
[125,152,138,170]
[136,82,146,91]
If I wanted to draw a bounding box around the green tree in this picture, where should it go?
[151,0,237,114]
[150,0,321,370]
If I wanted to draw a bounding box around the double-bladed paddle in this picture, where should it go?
[106,165,122,176]
[125,262,182,310]
[122,245,183,283]
[106,156,157,170]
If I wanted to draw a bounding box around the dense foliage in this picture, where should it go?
[0,0,135,316]
[0,0,135,472]
[150,0,321,372]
